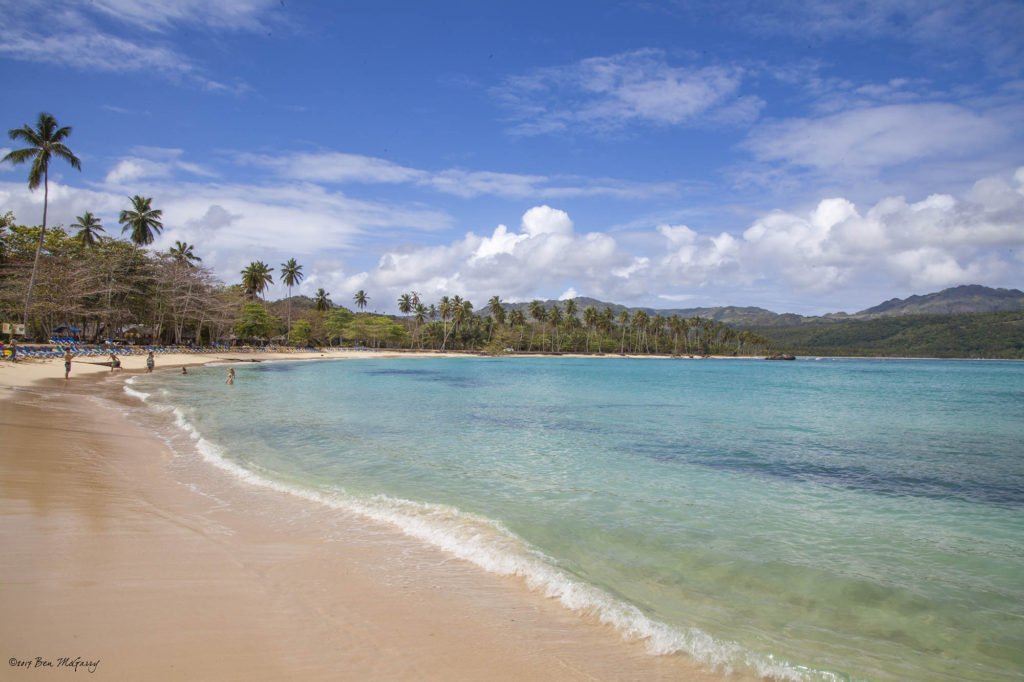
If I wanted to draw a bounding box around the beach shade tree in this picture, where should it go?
[71,212,105,249]
[353,289,369,312]
[280,257,304,337]
[3,112,82,335]
[240,260,274,300]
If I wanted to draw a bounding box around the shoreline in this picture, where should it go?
[0,352,735,681]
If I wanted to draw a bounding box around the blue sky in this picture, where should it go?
[2,0,1022,315]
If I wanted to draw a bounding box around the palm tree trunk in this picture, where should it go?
[22,170,48,334]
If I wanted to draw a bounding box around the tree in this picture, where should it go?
[240,260,274,300]
[353,289,369,311]
[119,195,163,253]
[3,112,82,331]
[168,240,201,266]
[71,212,105,248]
[234,302,279,341]
[313,287,330,312]
[280,257,304,336]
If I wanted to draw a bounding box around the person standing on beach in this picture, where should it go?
[226,367,234,385]
[146,351,155,373]
[109,352,121,372]
[9,337,16,363]
[63,349,75,379]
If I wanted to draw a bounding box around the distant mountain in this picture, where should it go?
[855,285,1024,317]
[501,285,1023,327]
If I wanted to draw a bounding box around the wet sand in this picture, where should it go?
[0,355,735,681]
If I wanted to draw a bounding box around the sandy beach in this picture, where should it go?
[0,350,735,681]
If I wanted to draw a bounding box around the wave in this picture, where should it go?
[135,387,843,682]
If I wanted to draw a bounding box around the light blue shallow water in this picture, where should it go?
[129,357,1024,681]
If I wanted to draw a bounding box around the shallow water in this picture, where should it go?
[129,357,1024,681]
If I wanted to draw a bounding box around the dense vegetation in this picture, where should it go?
[0,211,773,355]
[751,311,1024,359]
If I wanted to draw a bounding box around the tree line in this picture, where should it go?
[1,111,772,355]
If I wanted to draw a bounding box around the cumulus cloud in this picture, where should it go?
[495,49,762,135]
[348,168,1024,312]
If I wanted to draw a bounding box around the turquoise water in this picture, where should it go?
[129,357,1024,681]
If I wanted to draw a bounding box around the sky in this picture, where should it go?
[1,0,1022,316]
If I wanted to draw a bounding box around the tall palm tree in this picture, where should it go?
[168,240,201,266]
[547,304,562,352]
[313,288,330,312]
[3,112,82,329]
[353,289,369,312]
[487,295,505,342]
[528,300,546,352]
[413,303,428,348]
[398,293,413,316]
[241,260,274,300]
[280,258,304,336]
[509,309,526,350]
[583,305,599,353]
[119,195,163,252]
[71,211,105,248]
[618,309,630,353]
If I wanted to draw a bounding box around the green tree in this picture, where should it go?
[119,195,163,253]
[233,302,280,341]
[71,211,105,248]
[313,287,331,312]
[3,112,82,331]
[288,319,312,346]
[353,289,369,311]
[240,260,274,300]
[168,240,201,266]
[280,258,304,336]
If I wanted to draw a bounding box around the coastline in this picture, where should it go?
[0,351,736,681]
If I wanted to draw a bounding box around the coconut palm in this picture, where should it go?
[528,300,546,351]
[241,260,274,300]
[583,305,599,353]
[119,195,163,251]
[618,309,630,353]
[398,293,413,316]
[168,240,201,266]
[313,288,330,312]
[413,303,428,348]
[71,211,105,248]
[3,112,82,329]
[353,289,369,312]
[280,258,304,336]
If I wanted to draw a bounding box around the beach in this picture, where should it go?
[0,351,730,681]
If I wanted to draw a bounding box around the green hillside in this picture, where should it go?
[751,311,1024,359]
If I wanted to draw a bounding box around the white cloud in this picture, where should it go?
[342,167,1024,312]
[746,103,1008,173]
[495,49,761,135]
[238,150,682,200]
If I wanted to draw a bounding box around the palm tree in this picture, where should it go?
[280,258,304,336]
[3,112,82,329]
[71,211,105,248]
[353,289,369,312]
[618,309,630,353]
[313,288,330,312]
[509,309,526,350]
[528,300,546,352]
[583,305,599,353]
[241,260,274,300]
[398,293,413,316]
[413,303,428,348]
[119,195,163,252]
[168,240,201,266]
[488,295,505,341]
[547,304,562,351]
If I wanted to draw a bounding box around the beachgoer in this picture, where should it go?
[181,366,188,375]
[110,353,121,372]
[64,349,75,379]
[146,351,155,373]
[226,367,235,385]
[9,337,16,363]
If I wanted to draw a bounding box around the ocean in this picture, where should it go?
[126,356,1024,681]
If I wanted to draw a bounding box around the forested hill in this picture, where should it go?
[504,285,1024,327]
[856,285,1024,317]
[749,311,1024,359]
